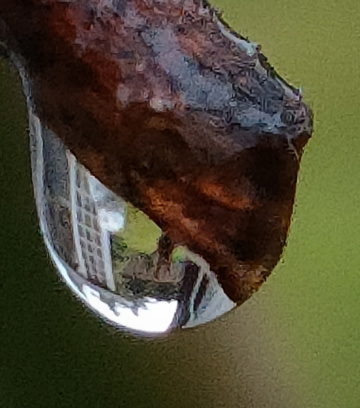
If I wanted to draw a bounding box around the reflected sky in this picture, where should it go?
[83,285,178,334]
[42,226,178,334]
[29,106,235,336]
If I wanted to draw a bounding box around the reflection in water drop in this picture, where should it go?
[29,109,235,336]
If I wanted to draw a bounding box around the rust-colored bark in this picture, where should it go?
[0,0,312,303]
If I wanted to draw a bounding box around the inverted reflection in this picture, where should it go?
[30,108,235,335]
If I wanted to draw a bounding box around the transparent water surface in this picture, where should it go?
[1,0,359,407]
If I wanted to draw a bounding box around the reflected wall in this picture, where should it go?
[1,0,360,407]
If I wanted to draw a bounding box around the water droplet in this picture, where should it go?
[30,110,235,337]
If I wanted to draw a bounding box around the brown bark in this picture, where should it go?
[0,0,313,303]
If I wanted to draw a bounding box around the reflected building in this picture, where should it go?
[29,108,235,335]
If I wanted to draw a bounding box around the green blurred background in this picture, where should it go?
[1,0,359,407]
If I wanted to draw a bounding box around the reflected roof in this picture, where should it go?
[29,107,235,336]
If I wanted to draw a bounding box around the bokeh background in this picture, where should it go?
[1,0,359,407]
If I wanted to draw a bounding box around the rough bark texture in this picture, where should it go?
[0,0,313,304]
